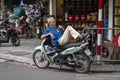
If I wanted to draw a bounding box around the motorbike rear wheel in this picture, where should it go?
[74,53,90,73]
[33,50,50,68]
[11,36,20,46]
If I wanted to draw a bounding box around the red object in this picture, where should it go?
[116,32,120,50]
[20,17,28,28]
[68,15,74,22]
[80,15,86,21]
[97,46,102,55]
[15,27,23,35]
[15,16,30,36]
[74,15,79,21]
[97,0,103,58]
[98,21,102,34]
[117,8,120,15]
[99,0,103,9]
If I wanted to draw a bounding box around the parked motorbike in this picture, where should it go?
[0,20,20,46]
[15,16,34,39]
[28,15,44,39]
[88,29,109,58]
[33,35,92,73]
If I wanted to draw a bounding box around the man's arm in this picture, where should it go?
[40,33,55,40]
[40,33,50,40]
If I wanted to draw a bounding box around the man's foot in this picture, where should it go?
[76,34,88,42]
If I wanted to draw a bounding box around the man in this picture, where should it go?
[41,16,84,48]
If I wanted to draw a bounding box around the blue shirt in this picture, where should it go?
[43,26,63,47]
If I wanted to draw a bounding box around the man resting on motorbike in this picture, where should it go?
[41,16,85,48]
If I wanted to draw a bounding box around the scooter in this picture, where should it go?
[33,35,92,73]
[29,15,43,39]
[15,16,34,39]
[0,20,20,46]
[88,29,109,58]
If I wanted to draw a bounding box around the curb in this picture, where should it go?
[0,53,34,64]
[0,53,120,72]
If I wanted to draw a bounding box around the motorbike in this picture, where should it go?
[33,35,93,73]
[15,16,34,39]
[0,20,20,46]
[88,29,109,58]
[35,17,44,39]
[28,15,44,39]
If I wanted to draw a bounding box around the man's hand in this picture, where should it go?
[58,25,64,31]
[49,33,55,39]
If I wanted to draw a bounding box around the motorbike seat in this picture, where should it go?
[0,21,4,26]
[0,20,9,26]
[0,25,4,29]
[0,22,3,25]
[60,42,83,50]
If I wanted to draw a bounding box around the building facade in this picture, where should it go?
[49,0,120,41]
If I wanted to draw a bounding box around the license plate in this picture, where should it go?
[84,49,92,56]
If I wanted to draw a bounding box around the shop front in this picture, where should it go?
[50,0,100,27]
[56,0,98,22]
[49,0,120,41]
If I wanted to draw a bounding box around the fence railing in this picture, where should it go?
[82,27,120,62]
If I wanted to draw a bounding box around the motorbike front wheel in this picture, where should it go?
[11,36,20,46]
[33,50,50,69]
[74,53,90,73]
[24,29,30,39]
[29,28,35,38]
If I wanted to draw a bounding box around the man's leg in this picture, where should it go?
[58,26,80,45]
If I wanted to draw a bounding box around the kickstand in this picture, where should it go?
[59,64,62,71]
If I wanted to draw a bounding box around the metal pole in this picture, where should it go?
[108,0,113,41]
[49,0,53,15]
[97,0,103,63]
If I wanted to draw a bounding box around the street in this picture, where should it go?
[0,62,76,80]
[0,0,120,79]
[0,38,120,80]
[0,62,120,80]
